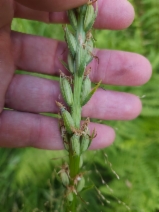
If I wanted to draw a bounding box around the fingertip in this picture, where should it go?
[118,1,135,29]
[15,0,88,12]
[95,0,135,29]
[123,94,142,120]
[129,54,152,86]
[138,56,152,85]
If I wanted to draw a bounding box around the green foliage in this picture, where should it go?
[0,0,159,211]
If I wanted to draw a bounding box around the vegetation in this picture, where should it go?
[0,0,159,211]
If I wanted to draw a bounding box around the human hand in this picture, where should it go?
[0,0,152,149]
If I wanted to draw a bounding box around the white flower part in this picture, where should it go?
[77,176,81,181]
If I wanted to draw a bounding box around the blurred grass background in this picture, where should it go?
[1,0,159,211]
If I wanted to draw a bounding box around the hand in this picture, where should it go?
[0,0,152,149]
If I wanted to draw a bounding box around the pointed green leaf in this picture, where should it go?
[80,184,94,193]
[81,80,102,106]
[59,59,69,71]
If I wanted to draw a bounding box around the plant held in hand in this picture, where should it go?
[56,1,100,211]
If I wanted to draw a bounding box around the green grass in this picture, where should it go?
[0,0,159,211]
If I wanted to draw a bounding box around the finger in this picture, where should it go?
[0,0,15,113]
[12,31,152,86]
[15,0,87,12]
[0,0,14,28]
[5,74,142,120]
[0,110,115,149]
[14,0,134,30]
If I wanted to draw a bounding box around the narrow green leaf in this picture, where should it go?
[80,184,94,193]
[81,80,102,106]
[59,59,69,71]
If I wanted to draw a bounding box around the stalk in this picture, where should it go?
[56,2,100,211]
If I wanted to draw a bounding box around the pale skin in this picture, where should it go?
[0,0,152,149]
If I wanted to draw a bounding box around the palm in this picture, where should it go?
[0,0,151,149]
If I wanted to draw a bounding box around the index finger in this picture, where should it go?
[14,0,135,30]
[15,0,87,12]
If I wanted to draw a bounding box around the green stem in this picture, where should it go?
[68,74,83,212]
[69,154,80,178]
[71,75,83,128]
[67,10,86,212]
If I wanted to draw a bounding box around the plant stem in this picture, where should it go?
[69,154,80,178]
[59,4,97,211]
[71,75,83,128]
[67,9,86,212]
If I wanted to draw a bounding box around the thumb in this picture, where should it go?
[15,0,88,12]
[0,0,15,112]
[0,0,14,28]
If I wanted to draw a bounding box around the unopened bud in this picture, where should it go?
[68,53,74,74]
[71,134,81,156]
[80,134,90,153]
[66,191,73,202]
[75,46,87,76]
[81,75,91,105]
[77,176,85,192]
[67,10,77,31]
[62,110,75,134]
[56,102,75,134]
[84,5,96,32]
[60,171,69,186]
[64,25,77,59]
[60,76,73,107]
[86,40,94,65]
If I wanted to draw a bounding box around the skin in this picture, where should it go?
[0,0,152,149]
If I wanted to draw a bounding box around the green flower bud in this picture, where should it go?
[84,5,96,32]
[60,76,73,107]
[68,53,74,74]
[58,104,75,134]
[75,46,87,76]
[80,134,90,153]
[60,171,69,186]
[78,5,87,15]
[85,40,94,65]
[66,191,73,202]
[77,176,85,192]
[71,134,80,156]
[67,10,77,31]
[81,75,91,105]
[64,25,77,59]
